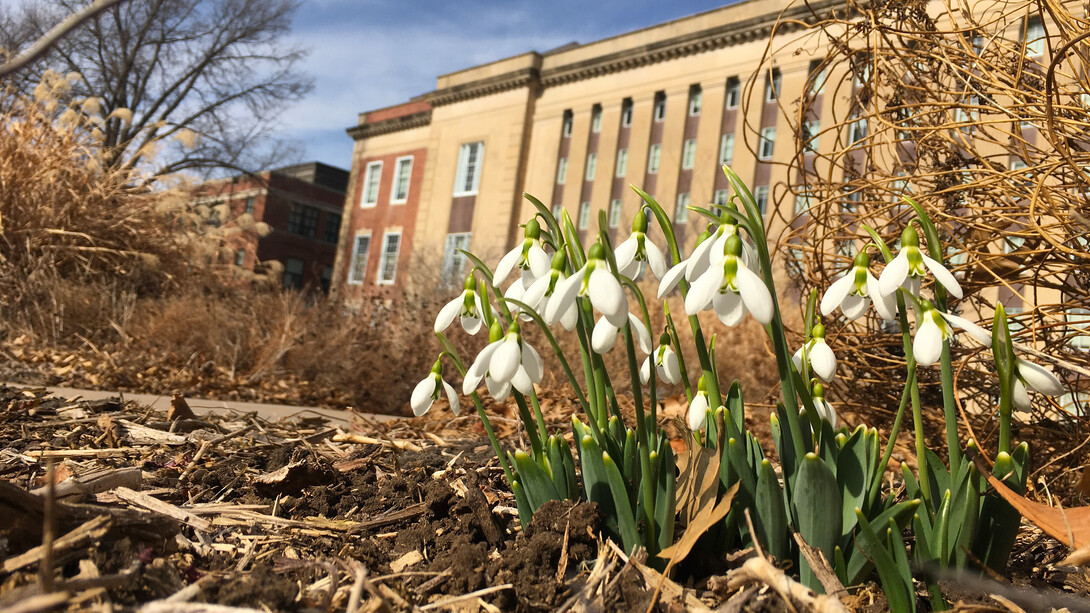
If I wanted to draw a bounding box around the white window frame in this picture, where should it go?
[1005,305,1024,336]
[621,100,633,127]
[361,161,382,208]
[585,153,598,181]
[562,112,573,137]
[681,139,697,170]
[390,156,413,204]
[578,202,591,230]
[376,231,402,285]
[591,106,603,133]
[675,193,690,223]
[754,186,769,215]
[688,88,702,116]
[759,127,775,160]
[713,189,728,216]
[653,95,666,122]
[765,70,781,102]
[348,232,371,285]
[453,142,484,197]
[794,186,812,215]
[810,65,827,94]
[1025,17,1045,57]
[615,148,628,178]
[608,199,622,228]
[1068,307,1090,350]
[441,232,472,287]
[850,118,868,144]
[719,133,734,166]
[556,157,568,185]
[725,78,740,109]
[647,143,661,174]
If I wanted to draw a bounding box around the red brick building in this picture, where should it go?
[193,162,348,293]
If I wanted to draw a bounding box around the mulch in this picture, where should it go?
[0,386,1086,612]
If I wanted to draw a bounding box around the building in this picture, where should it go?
[194,162,349,293]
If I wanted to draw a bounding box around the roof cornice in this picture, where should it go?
[424,67,540,107]
[346,109,432,140]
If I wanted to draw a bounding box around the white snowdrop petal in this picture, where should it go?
[640,357,651,385]
[628,312,653,355]
[588,267,628,326]
[646,241,668,280]
[522,342,544,383]
[1016,359,1064,396]
[685,238,715,282]
[735,266,774,325]
[461,316,483,335]
[913,319,943,367]
[560,302,578,331]
[1012,379,1032,411]
[688,394,709,431]
[868,273,898,321]
[489,339,522,384]
[818,399,838,429]
[487,377,511,403]
[511,366,535,395]
[618,259,641,280]
[493,248,521,286]
[942,312,992,346]
[592,317,619,354]
[879,254,910,297]
[411,377,436,417]
[662,349,681,384]
[841,294,869,320]
[463,342,500,394]
[810,341,837,382]
[544,269,583,324]
[434,296,463,333]
[442,380,460,416]
[685,266,723,315]
[922,254,963,299]
[820,274,855,317]
[792,346,805,374]
[528,245,551,279]
[657,260,688,299]
[614,236,639,272]
[713,291,746,327]
[522,274,552,311]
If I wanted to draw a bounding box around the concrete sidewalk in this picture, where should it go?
[5,383,399,426]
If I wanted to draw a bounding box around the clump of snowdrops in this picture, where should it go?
[411,167,1063,609]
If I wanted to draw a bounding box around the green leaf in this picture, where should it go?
[603,451,641,555]
[725,380,744,437]
[856,511,916,613]
[575,434,618,534]
[511,479,533,529]
[795,453,843,593]
[754,459,788,563]
[654,442,678,553]
[846,499,920,585]
[513,450,561,512]
[837,430,869,541]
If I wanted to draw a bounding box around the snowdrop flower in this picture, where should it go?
[493,219,551,287]
[434,274,486,335]
[684,234,773,326]
[657,226,712,299]
[591,312,652,355]
[688,376,710,431]
[792,323,837,382]
[641,332,681,385]
[809,381,838,428]
[878,225,962,299]
[546,242,628,327]
[524,251,578,331]
[913,300,991,366]
[615,209,668,280]
[1012,358,1064,410]
[410,359,459,417]
[463,320,544,402]
[821,251,897,322]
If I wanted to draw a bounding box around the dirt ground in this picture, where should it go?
[1,386,1087,612]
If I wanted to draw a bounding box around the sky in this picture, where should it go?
[282,0,737,170]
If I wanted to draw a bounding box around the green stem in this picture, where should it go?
[939,338,961,478]
[473,393,515,487]
[513,392,543,458]
[868,367,916,510]
[897,295,932,512]
[529,388,548,444]
[664,303,693,401]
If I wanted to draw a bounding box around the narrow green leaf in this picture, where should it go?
[514,449,561,511]
[856,511,916,613]
[795,453,843,593]
[754,459,788,563]
[603,451,641,555]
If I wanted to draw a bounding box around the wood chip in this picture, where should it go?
[389,550,423,573]
[113,487,212,532]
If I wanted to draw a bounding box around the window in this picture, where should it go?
[1068,307,1090,350]
[688,85,702,116]
[647,144,661,174]
[608,199,622,228]
[591,105,603,133]
[361,161,382,207]
[621,98,633,127]
[808,60,827,94]
[713,189,729,216]
[454,142,484,196]
[843,188,862,212]
[441,233,472,287]
[759,127,775,160]
[348,234,371,285]
[585,153,598,181]
[765,69,781,102]
[551,204,563,220]
[794,186,813,215]
[556,157,568,184]
[578,202,591,230]
[1004,234,1026,253]
[853,54,872,88]
[324,212,341,243]
[719,133,734,166]
[1005,305,1024,335]
[244,196,255,215]
[754,186,769,215]
[320,266,333,294]
[234,249,245,267]
[283,258,304,289]
[1059,392,1088,418]
[615,148,628,177]
[725,77,740,109]
[681,139,697,170]
[287,203,319,237]
[1025,17,1045,56]
[675,193,690,223]
[391,156,413,203]
[653,92,666,122]
[850,118,867,144]
[377,232,401,284]
[804,120,820,150]
[562,110,573,137]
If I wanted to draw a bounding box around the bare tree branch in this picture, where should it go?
[0,0,128,78]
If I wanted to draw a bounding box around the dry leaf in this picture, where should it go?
[674,445,721,527]
[659,482,739,566]
[979,466,1090,555]
[168,393,197,421]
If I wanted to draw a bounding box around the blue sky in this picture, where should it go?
[282,1,736,170]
